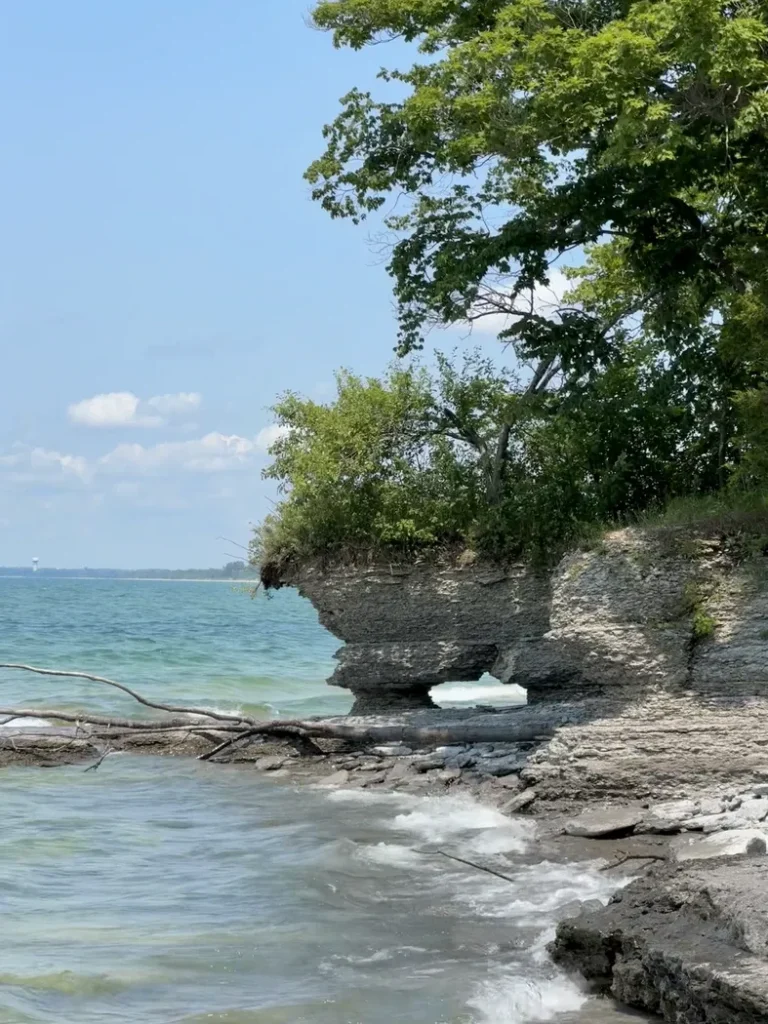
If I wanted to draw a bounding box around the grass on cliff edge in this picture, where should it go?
[640,491,768,536]
[256,490,768,587]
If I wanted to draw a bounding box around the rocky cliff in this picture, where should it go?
[270,529,768,707]
[274,557,551,713]
[268,528,768,799]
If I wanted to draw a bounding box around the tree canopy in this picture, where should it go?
[258,0,768,568]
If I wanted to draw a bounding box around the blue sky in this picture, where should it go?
[0,1,424,568]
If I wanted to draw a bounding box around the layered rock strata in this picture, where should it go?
[268,530,768,712]
[273,559,550,713]
[550,856,768,1023]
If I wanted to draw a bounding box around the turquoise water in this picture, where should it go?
[0,578,345,720]
[0,579,651,1024]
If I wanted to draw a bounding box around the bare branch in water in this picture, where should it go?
[0,663,249,723]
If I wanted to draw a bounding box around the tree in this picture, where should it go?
[306,0,768,483]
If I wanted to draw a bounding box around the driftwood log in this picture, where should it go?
[0,663,560,766]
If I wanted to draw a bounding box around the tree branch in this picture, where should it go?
[0,664,249,724]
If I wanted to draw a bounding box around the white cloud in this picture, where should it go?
[146,392,201,417]
[1,421,282,490]
[99,432,261,475]
[456,268,573,338]
[68,391,202,428]
[254,424,289,451]
[0,445,90,482]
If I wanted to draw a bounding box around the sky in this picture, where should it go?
[0,0,426,568]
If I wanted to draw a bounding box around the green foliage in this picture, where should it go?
[305,0,768,488]
[692,609,717,641]
[255,348,739,569]
[681,582,716,641]
[260,0,768,569]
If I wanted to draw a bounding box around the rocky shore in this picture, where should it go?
[5,703,768,1022]
[6,524,768,1021]
[253,525,768,1022]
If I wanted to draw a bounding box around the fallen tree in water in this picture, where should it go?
[0,663,560,767]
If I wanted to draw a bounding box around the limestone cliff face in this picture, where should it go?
[278,558,550,712]
[272,530,768,714]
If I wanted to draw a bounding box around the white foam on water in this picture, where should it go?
[324,788,415,807]
[0,717,51,728]
[456,861,623,922]
[468,973,587,1023]
[359,842,429,869]
[391,793,534,847]
[466,826,531,856]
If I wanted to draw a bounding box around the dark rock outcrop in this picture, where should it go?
[273,558,550,712]
[550,857,768,1023]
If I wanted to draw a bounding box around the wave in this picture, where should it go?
[468,972,587,1023]
[0,717,51,729]
[390,793,534,848]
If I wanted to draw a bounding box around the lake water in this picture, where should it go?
[0,578,652,1023]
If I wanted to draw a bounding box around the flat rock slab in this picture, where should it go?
[672,829,768,861]
[565,807,644,838]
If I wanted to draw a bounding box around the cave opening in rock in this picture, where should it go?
[429,674,528,709]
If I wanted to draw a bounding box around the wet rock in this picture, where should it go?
[387,760,415,783]
[476,755,524,777]
[550,858,768,1022]
[452,752,478,769]
[411,755,447,773]
[359,771,388,787]
[320,769,350,787]
[502,789,536,814]
[434,745,467,759]
[565,807,643,839]
[672,829,767,861]
[494,774,524,792]
[372,744,413,757]
[478,744,522,760]
[255,755,285,772]
[638,799,699,834]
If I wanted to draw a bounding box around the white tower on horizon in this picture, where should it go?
[32,557,39,573]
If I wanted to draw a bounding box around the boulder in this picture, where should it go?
[672,829,767,861]
[255,755,285,772]
[565,807,644,839]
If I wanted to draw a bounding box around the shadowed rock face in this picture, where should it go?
[550,857,768,1023]
[276,560,550,712]
[272,531,768,716]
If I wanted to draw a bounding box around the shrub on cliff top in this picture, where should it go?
[255,349,716,573]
